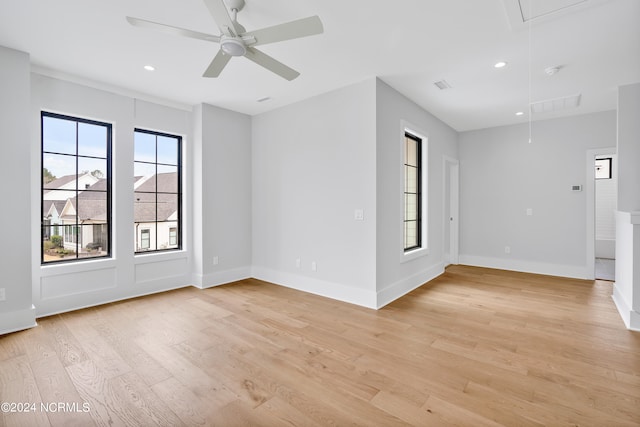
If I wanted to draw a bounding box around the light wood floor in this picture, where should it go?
[1,265,639,426]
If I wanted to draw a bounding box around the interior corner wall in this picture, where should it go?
[613,82,640,331]
[375,79,459,307]
[0,46,35,334]
[191,103,252,288]
[30,74,192,317]
[251,79,378,308]
[458,110,617,279]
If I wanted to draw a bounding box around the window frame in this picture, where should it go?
[401,123,429,262]
[134,128,183,255]
[41,111,112,265]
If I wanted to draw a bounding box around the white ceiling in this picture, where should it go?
[0,0,638,131]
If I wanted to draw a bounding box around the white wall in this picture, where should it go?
[31,74,192,316]
[613,83,640,331]
[0,47,35,334]
[252,79,378,307]
[192,103,252,288]
[458,110,617,279]
[375,79,458,306]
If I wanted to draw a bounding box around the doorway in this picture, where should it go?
[586,148,617,281]
[443,156,459,265]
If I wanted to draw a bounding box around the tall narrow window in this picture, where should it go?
[41,112,111,264]
[134,129,182,253]
[404,132,422,251]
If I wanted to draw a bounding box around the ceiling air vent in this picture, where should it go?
[530,93,581,114]
[433,80,452,90]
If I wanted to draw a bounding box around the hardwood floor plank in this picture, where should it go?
[1,265,638,425]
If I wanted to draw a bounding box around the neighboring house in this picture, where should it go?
[43,172,99,201]
[134,172,178,251]
[42,173,99,242]
[42,200,66,240]
[58,179,108,252]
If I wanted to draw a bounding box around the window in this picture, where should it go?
[595,157,612,180]
[134,129,182,253]
[140,229,151,250]
[41,112,111,264]
[404,132,422,252]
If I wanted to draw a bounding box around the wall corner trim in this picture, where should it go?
[193,266,253,289]
[376,262,445,309]
[251,266,378,309]
[0,305,37,335]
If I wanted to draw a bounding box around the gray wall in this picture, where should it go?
[613,82,640,330]
[0,46,34,334]
[192,103,252,288]
[459,110,617,278]
[251,79,378,307]
[375,79,458,305]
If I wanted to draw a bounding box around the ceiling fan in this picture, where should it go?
[126,0,323,81]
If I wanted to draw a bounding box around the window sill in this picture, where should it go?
[401,247,429,264]
[41,257,117,277]
[134,249,188,265]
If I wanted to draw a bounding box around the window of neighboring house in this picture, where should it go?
[595,157,612,180]
[134,129,182,253]
[404,131,424,252]
[41,112,111,264]
[140,229,151,250]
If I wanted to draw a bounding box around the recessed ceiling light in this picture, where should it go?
[494,61,508,68]
[143,65,155,71]
[515,111,524,116]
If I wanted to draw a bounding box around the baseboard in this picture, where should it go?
[251,266,377,309]
[376,262,445,308]
[193,266,252,289]
[458,255,589,279]
[0,305,37,335]
[612,283,640,331]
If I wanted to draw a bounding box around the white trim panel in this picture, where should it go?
[459,255,589,279]
[376,261,445,309]
[0,305,37,335]
[252,267,377,309]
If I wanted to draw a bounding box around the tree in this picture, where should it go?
[91,169,104,179]
[43,167,56,184]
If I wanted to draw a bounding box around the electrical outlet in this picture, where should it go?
[213,256,219,266]
[311,261,317,272]
[354,209,364,221]
[505,246,511,254]
[296,258,301,268]
[0,288,5,301]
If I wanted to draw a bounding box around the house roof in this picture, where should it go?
[134,172,178,222]
[44,174,76,190]
[42,200,67,218]
[58,175,178,222]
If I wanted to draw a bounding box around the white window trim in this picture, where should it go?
[400,120,429,263]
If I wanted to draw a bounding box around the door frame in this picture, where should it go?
[586,147,616,280]
[443,156,459,265]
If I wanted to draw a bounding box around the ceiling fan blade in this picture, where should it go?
[203,49,232,77]
[126,16,220,43]
[244,47,300,81]
[245,16,324,47]
[202,0,238,36]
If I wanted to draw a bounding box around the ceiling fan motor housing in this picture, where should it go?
[220,37,246,56]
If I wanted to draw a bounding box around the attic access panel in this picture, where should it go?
[501,0,608,29]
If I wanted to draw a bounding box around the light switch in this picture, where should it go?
[526,208,533,216]
[354,209,364,221]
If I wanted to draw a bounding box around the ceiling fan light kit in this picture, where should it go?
[127,0,323,80]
